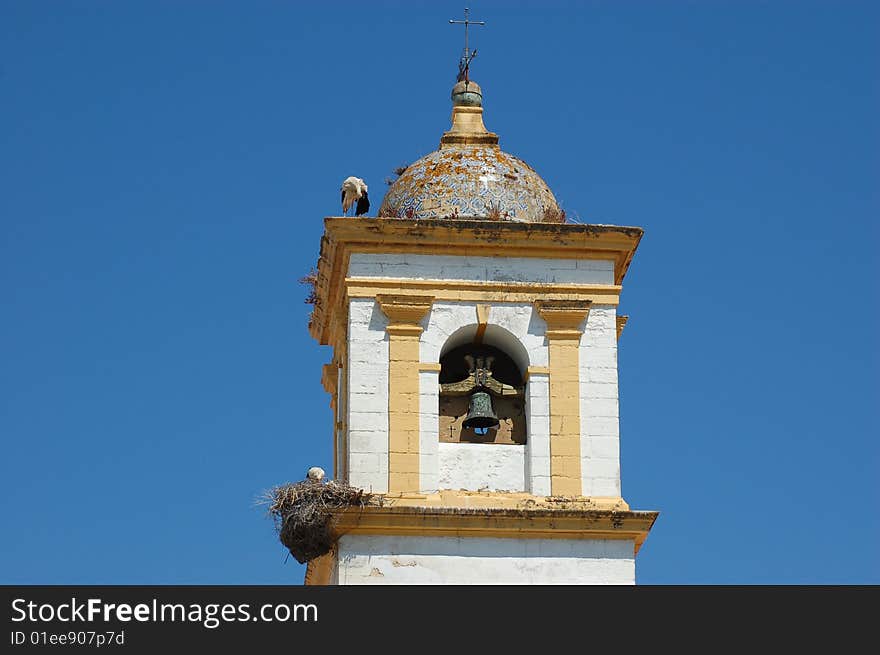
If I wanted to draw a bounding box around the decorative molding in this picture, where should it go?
[376,294,434,326]
[331,506,658,554]
[321,363,336,395]
[382,489,632,510]
[535,299,592,339]
[524,365,550,382]
[346,278,620,306]
[385,324,424,337]
[616,315,629,340]
[474,304,491,344]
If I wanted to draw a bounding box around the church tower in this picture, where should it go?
[303,63,657,584]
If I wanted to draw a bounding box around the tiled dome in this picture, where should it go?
[377,80,562,223]
[378,145,559,222]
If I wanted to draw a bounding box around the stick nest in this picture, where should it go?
[263,480,383,564]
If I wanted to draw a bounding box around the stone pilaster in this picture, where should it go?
[377,294,433,493]
[535,300,592,496]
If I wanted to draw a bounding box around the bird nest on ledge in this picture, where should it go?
[263,480,383,564]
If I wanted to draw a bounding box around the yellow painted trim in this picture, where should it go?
[524,365,550,382]
[376,294,434,324]
[546,338,583,495]
[377,296,432,494]
[336,342,347,482]
[346,277,621,306]
[535,299,593,330]
[386,324,423,337]
[331,505,658,554]
[535,300,592,497]
[320,218,641,271]
[303,549,336,586]
[616,315,629,340]
[320,363,336,395]
[321,362,339,479]
[474,304,490,343]
[544,329,584,340]
[383,489,630,511]
[418,362,442,372]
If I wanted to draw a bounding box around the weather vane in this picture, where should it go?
[449,7,485,82]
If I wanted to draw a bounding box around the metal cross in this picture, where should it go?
[449,7,485,81]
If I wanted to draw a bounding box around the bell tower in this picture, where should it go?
[303,72,657,584]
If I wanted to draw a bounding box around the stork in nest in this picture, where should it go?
[340,176,369,216]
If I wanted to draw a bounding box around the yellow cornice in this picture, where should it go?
[322,217,642,262]
[331,505,658,554]
[309,218,642,345]
[383,489,630,511]
[346,277,621,305]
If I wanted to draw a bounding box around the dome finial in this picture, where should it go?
[449,7,485,84]
[441,10,497,148]
[441,78,498,148]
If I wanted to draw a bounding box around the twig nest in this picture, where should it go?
[264,479,382,564]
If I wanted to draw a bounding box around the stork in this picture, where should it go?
[340,176,369,216]
[307,466,325,483]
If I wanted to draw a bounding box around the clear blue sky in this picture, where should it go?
[1,1,877,584]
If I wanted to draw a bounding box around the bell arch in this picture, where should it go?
[438,326,527,446]
[418,303,550,494]
[429,322,532,492]
[439,323,532,375]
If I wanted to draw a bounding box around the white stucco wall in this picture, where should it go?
[438,442,525,491]
[346,297,389,492]
[348,253,615,286]
[579,305,621,497]
[336,535,635,584]
[525,372,551,495]
[419,369,440,493]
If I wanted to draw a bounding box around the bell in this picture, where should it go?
[462,390,500,430]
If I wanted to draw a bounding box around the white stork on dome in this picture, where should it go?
[340,176,369,216]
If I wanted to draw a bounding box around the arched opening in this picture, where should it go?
[438,327,528,445]
[439,324,531,374]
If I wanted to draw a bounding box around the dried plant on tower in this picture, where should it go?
[542,207,567,224]
[299,268,319,306]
